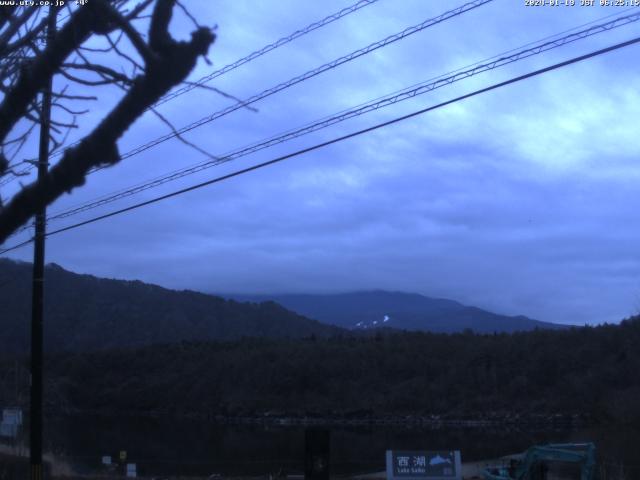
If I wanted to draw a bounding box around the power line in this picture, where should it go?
[2,0,493,188]
[95,0,495,163]
[33,11,640,227]
[0,0,382,186]
[2,33,638,255]
[46,6,640,220]
[3,0,498,239]
[154,0,381,107]
[0,238,32,255]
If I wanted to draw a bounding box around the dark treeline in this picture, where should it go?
[2,317,639,426]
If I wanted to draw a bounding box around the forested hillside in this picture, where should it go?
[0,259,342,353]
[3,317,637,425]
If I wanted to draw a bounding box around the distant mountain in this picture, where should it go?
[229,291,567,333]
[0,259,342,353]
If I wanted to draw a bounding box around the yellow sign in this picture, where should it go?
[119,451,127,461]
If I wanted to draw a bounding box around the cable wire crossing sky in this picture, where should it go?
[2,0,640,327]
[23,9,639,231]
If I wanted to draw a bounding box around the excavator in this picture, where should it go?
[482,442,596,480]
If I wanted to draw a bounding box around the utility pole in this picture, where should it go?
[31,6,56,480]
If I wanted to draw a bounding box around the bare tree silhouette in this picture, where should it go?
[0,0,216,243]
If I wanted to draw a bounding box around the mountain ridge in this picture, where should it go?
[0,259,566,357]
[228,290,567,333]
[0,259,342,353]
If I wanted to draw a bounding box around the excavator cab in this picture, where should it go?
[482,442,596,480]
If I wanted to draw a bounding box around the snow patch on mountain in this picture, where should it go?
[353,314,391,330]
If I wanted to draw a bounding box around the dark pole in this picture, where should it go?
[30,7,56,480]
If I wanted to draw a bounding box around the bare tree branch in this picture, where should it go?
[52,102,89,115]
[0,1,114,143]
[0,0,215,243]
[149,0,174,52]
[103,5,156,65]
[51,92,98,101]
[183,81,259,113]
[0,6,37,55]
[125,0,156,21]
[176,0,201,29]
[105,31,145,74]
[150,106,220,162]
[62,62,132,85]
[1,15,47,57]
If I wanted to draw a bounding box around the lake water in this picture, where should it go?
[30,416,640,477]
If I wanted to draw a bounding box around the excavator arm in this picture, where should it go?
[483,442,596,480]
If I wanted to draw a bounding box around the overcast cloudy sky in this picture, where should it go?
[2,0,640,325]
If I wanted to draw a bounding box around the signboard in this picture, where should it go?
[119,451,127,462]
[0,408,23,438]
[386,451,462,480]
[126,463,137,478]
[0,423,18,438]
[101,456,112,466]
[2,409,23,425]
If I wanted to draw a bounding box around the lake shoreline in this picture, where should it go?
[42,408,593,429]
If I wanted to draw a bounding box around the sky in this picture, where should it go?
[2,0,640,325]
